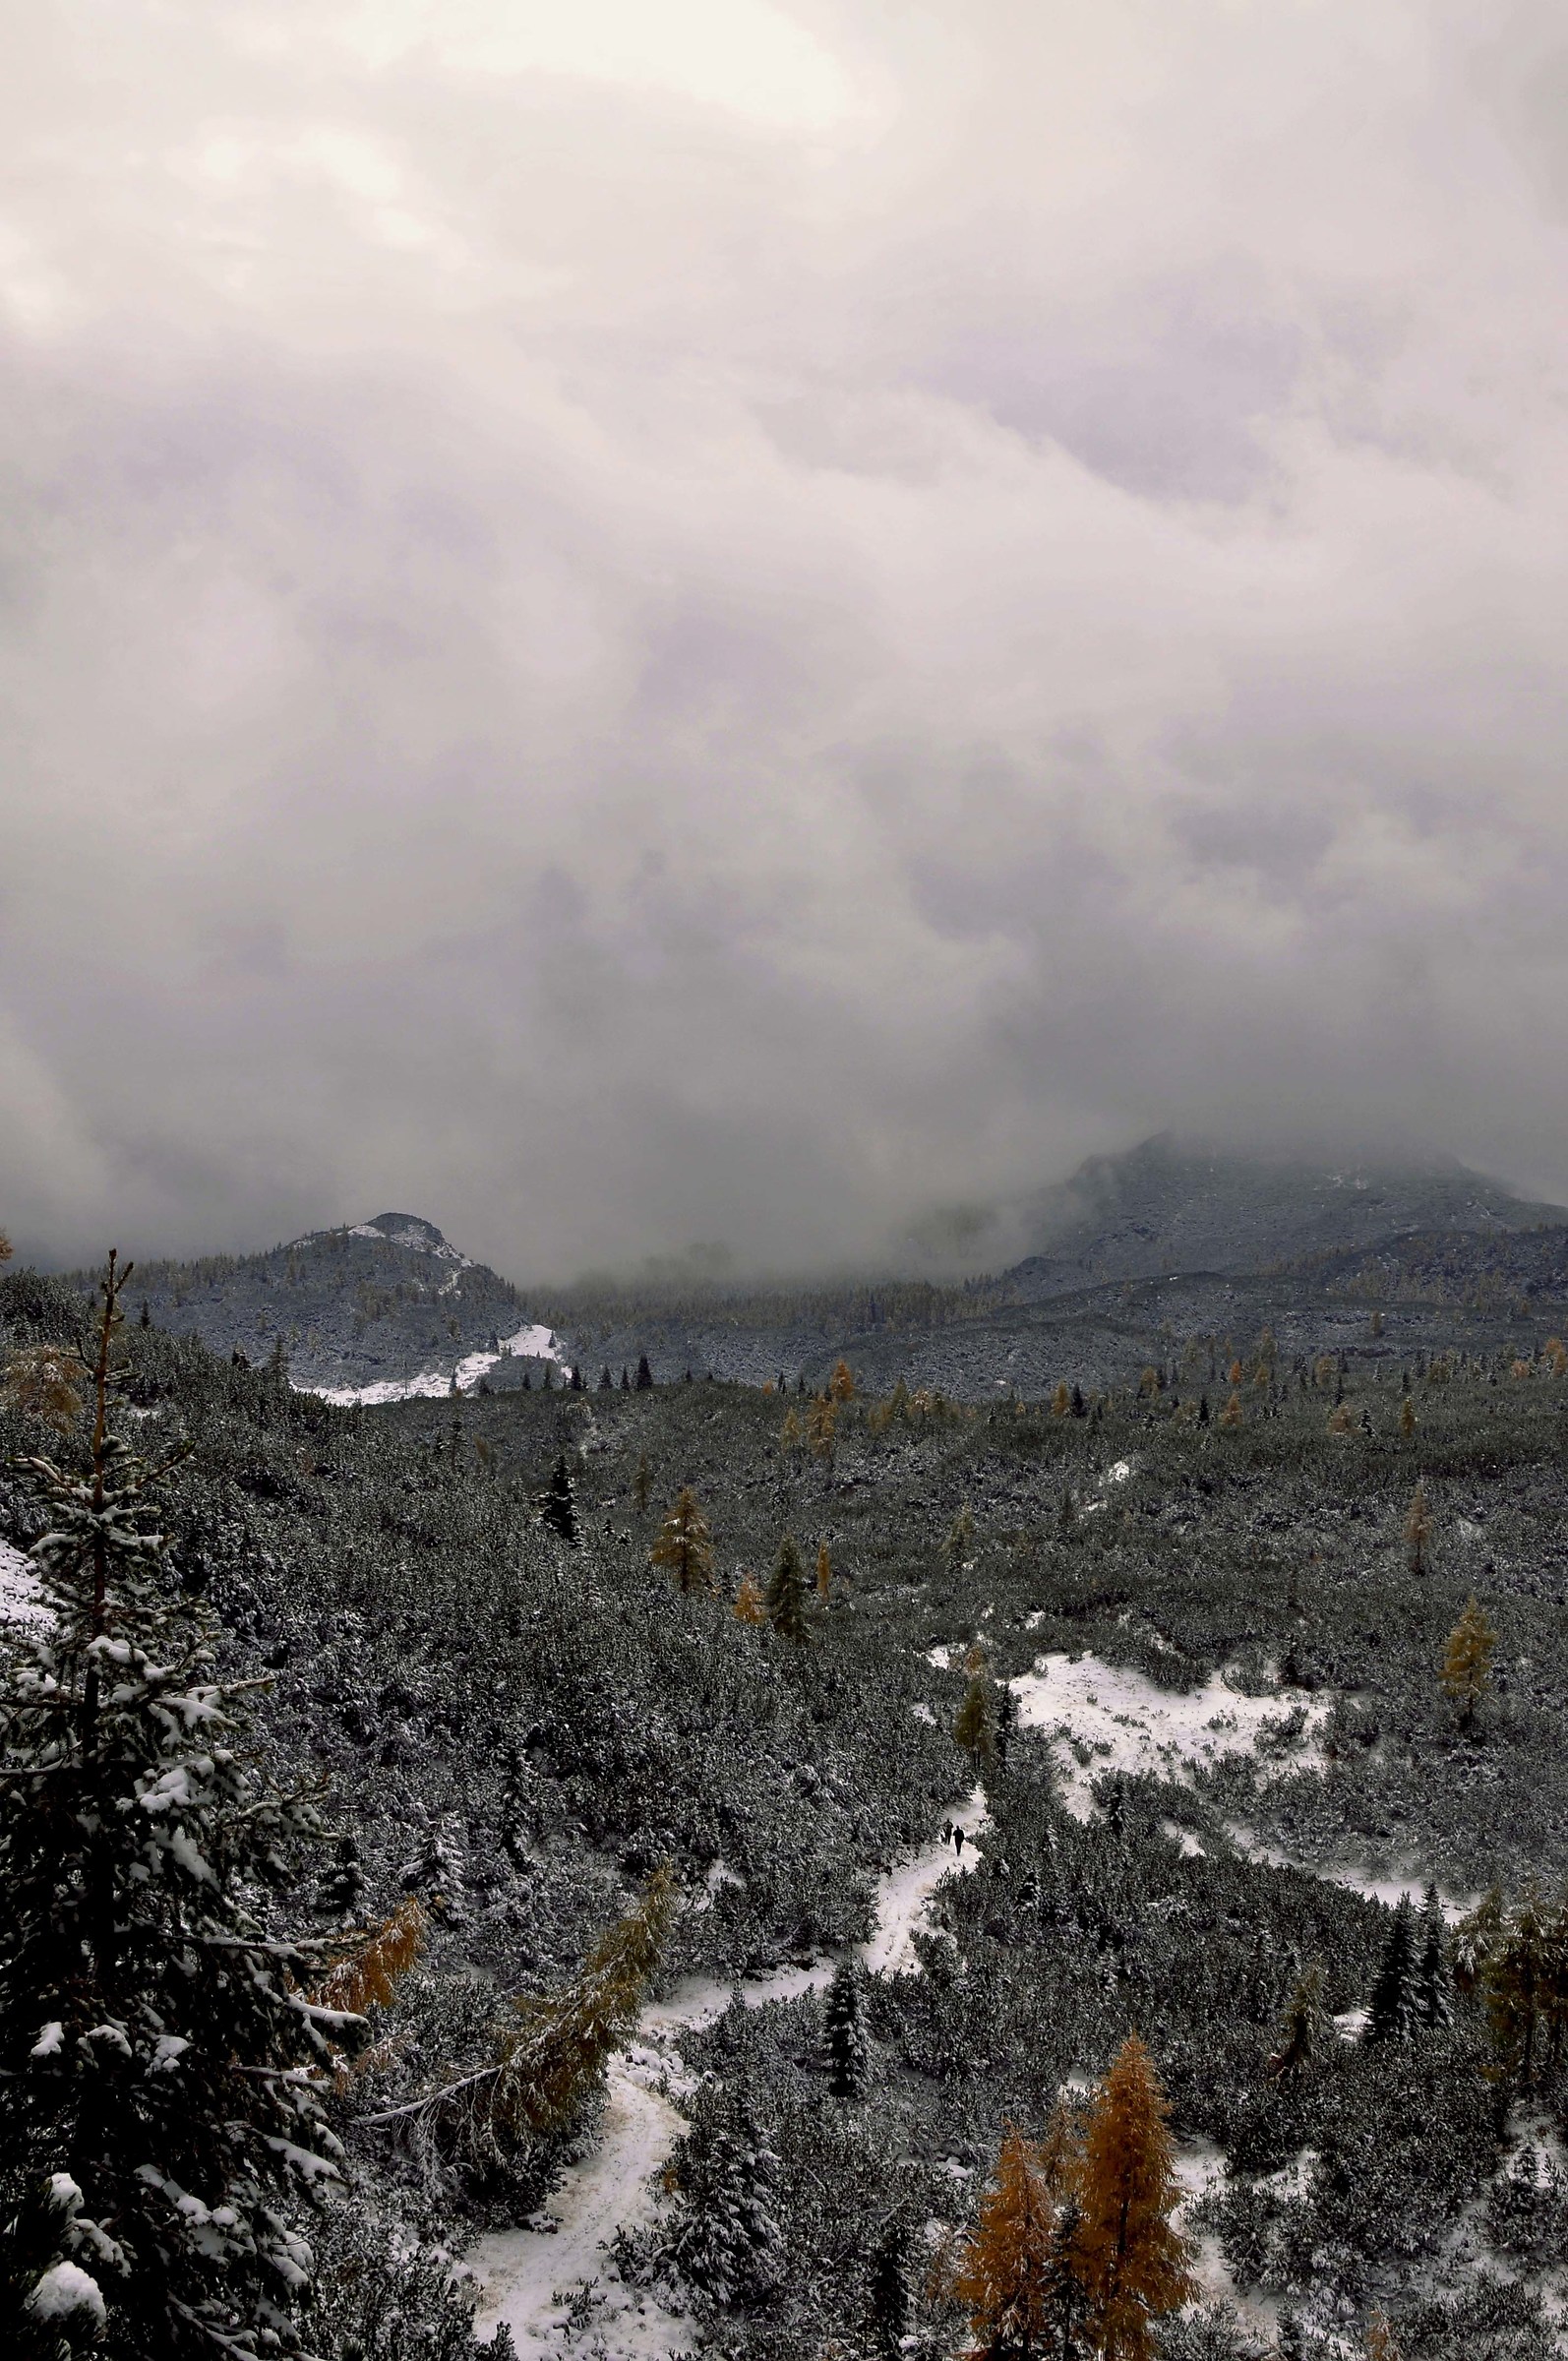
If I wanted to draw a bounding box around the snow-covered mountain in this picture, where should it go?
[96,1214,567,1400]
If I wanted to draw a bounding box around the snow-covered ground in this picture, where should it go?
[303,1323,569,1409]
[1007,1653,1333,1821]
[0,1537,45,1628]
[469,1791,991,2357]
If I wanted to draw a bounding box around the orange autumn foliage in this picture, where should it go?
[1074,2034,1196,2360]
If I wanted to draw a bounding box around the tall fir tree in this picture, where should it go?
[662,2107,782,2309]
[763,1532,811,1643]
[539,1452,579,1546]
[0,1254,354,2358]
[1415,1886,1453,2032]
[1366,1899,1420,2045]
[1074,2033,1196,2361]
[823,1959,871,2099]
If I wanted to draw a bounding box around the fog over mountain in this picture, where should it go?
[6,2,1568,1277]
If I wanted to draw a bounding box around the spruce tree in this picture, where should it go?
[634,1355,654,1391]
[1075,2034,1196,2361]
[823,1959,871,2099]
[539,1452,579,1546]
[0,1255,353,2357]
[763,1532,810,1642]
[663,2107,782,2308]
[1366,1899,1420,2045]
[1415,1886,1453,2032]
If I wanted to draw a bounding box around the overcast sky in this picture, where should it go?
[5,1,1568,1277]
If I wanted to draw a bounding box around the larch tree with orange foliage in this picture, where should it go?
[953,2125,1060,2358]
[650,1486,715,1596]
[828,1358,856,1402]
[1074,2034,1195,2359]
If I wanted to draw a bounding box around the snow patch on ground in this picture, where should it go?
[1008,1653,1333,1822]
[0,1538,45,1628]
[470,1794,990,2356]
[302,1323,569,1408]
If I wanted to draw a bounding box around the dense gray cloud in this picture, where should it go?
[4,0,1568,1277]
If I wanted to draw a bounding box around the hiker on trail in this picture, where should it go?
[953,1827,965,1857]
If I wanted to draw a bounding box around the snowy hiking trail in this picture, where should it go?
[468,1786,990,2358]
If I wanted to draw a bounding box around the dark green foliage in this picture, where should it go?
[662,2107,782,2309]
[763,1532,810,1643]
[1367,1898,1420,2045]
[9,1248,1568,2355]
[866,2212,913,2358]
[1416,1885,1453,2032]
[0,1266,350,2359]
[539,1452,579,1546]
[823,1959,871,2099]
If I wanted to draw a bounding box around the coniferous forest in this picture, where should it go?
[6,1238,1568,2358]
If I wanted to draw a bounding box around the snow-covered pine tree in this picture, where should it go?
[1482,1883,1550,2089]
[1415,1886,1453,2033]
[822,1959,871,2100]
[0,1253,356,2358]
[399,1814,467,1924]
[662,2107,782,2309]
[314,1830,368,1919]
[500,1742,534,1867]
[763,1532,810,1642]
[538,1452,579,1546]
[1366,1899,1420,2045]
[1267,1963,1329,2080]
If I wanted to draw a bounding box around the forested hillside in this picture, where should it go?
[5,1254,1568,2355]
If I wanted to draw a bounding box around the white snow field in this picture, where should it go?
[0,1536,45,1627]
[1007,1652,1333,1821]
[469,1789,990,2358]
[305,1323,569,1409]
